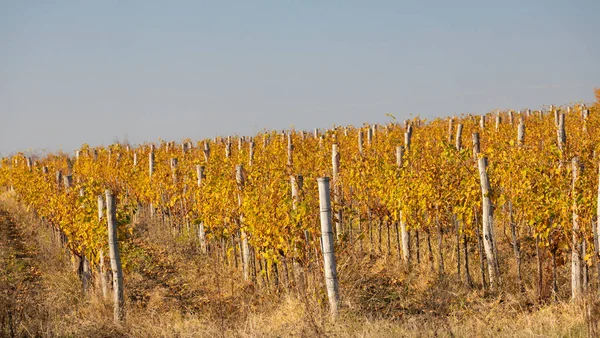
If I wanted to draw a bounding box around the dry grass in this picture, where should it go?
[0,195,596,337]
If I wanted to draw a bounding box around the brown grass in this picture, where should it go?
[0,194,596,337]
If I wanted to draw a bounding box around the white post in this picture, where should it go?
[572,158,583,300]
[518,119,525,146]
[203,141,210,163]
[332,144,342,240]
[478,157,499,288]
[455,124,463,150]
[358,130,364,156]
[318,177,340,319]
[97,195,108,299]
[196,164,207,253]
[106,190,124,322]
[249,140,255,166]
[287,134,293,167]
[236,165,250,281]
[557,113,566,152]
[472,133,480,161]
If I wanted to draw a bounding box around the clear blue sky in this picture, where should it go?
[1,1,599,155]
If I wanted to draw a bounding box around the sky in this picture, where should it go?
[1,1,599,156]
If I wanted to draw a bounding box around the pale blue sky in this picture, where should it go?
[1,1,599,155]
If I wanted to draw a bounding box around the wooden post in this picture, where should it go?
[287,134,293,167]
[572,157,583,300]
[249,140,255,166]
[106,190,124,322]
[517,119,525,146]
[400,210,410,264]
[479,116,485,130]
[472,133,480,161]
[396,146,404,168]
[455,124,463,150]
[170,158,178,184]
[405,129,412,152]
[367,127,373,146]
[148,151,155,177]
[332,144,342,240]
[358,130,364,156]
[203,141,210,163]
[318,177,340,319]
[236,165,251,281]
[96,195,108,299]
[226,138,232,158]
[495,113,501,131]
[557,113,566,153]
[478,157,499,288]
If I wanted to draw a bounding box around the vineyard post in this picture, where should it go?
[394,144,404,261]
[455,124,463,150]
[77,187,92,294]
[478,157,500,288]
[517,119,525,146]
[557,113,566,154]
[318,177,340,319]
[97,195,109,299]
[226,138,232,158]
[287,134,293,167]
[149,149,155,219]
[170,158,178,184]
[571,157,583,300]
[196,165,207,253]
[332,144,342,240]
[495,113,501,131]
[396,146,404,168]
[249,140,255,166]
[512,122,525,291]
[236,165,251,281]
[203,141,210,162]
[106,190,124,322]
[472,133,480,161]
[401,128,413,265]
[358,130,364,156]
